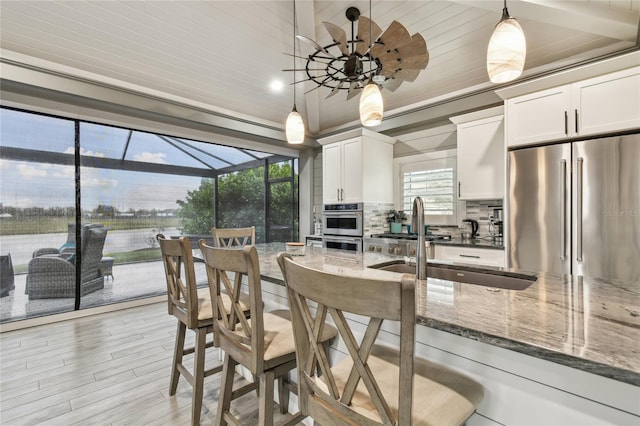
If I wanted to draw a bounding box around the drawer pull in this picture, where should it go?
[459,254,480,259]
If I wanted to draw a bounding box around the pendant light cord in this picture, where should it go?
[369,0,373,80]
[292,0,296,109]
[502,0,510,20]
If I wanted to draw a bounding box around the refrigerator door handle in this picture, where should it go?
[576,157,584,263]
[560,160,567,260]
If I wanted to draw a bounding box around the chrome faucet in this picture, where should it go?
[411,197,427,280]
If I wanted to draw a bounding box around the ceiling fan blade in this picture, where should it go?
[323,22,349,56]
[370,21,412,58]
[325,81,345,99]
[376,33,429,68]
[384,68,420,83]
[355,16,382,55]
[346,86,362,100]
[296,35,335,58]
[379,53,429,73]
[382,78,403,92]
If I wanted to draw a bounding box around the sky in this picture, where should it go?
[0,108,268,211]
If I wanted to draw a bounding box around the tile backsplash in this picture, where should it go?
[462,199,503,237]
[364,202,394,236]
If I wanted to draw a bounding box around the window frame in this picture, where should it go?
[393,149,460,226]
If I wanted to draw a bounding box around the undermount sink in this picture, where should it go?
[368,260,537,290]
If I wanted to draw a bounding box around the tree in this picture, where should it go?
[176,178,214,235]
[175,162,297,241]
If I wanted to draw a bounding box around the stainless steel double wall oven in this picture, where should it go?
[322,203,363,252]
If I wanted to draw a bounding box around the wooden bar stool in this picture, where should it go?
[212,226,256,248]
[278,252,485,426]
[157,234,250,425]
[199,243,337,426]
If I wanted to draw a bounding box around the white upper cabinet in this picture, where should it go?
[451,107,505,200]
[506,66,640,147]
[319,129,395,204]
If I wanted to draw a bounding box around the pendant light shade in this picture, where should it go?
[359,0,383,127]
[286,106,305,144]
[487,1,526,84]
[359,80,383,127]
[286,0,305,144]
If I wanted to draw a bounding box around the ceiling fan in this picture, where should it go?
[285,7,430,100]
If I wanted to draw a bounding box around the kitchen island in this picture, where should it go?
[251,243,639,425]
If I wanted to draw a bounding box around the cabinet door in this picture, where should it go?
[457,116,504,200]
[340,138,363,203]
[506,86,571,147]
[322,143,342,203]
[573,67,640,137]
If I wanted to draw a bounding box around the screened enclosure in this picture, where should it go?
[0,107,298,323]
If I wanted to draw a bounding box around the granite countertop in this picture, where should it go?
[433,237,504,250]
[254,243,640,386]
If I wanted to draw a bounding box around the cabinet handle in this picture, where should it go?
[458,181,461,198]
[560,160,567,260]
[574,109,579,134]
[340,188,344,201]
[564,111,568,135]
[576,157,583,263]
[459,254,480,259]
[337,188,340,201]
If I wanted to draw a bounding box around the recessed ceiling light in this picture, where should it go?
[270,80,284,92]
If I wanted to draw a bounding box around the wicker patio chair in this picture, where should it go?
[25,225,108,299]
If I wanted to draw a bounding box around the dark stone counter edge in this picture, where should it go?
[416,317,640,387]
[261,273,640,387]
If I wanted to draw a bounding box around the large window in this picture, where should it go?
[396,152,458,226]
[0,107,298,323]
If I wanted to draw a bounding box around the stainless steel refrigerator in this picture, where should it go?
[508,133,640,282]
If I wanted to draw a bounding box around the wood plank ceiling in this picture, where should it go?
[1,0,638,137]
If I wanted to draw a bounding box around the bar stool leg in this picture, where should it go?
[192,328,207,426]
[258,370,275,426]
[170,322,186,395]
[277,375,289,414]
[216,354,238,426]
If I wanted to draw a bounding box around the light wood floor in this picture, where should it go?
[0,302,300,425]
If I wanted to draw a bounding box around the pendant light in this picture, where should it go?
[486,0,526,84]
[286,0,305,144]
[359,0,383,127]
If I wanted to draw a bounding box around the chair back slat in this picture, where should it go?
[212,226,256,248]
[158,235,199,328]
[199,242,265,373]
[278,252,416,426]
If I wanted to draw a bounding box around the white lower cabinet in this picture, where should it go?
[435,245,505,267]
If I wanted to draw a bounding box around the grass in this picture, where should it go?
[0,216,181,236]
[106,248,162,264]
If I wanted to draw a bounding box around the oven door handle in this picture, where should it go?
[323,236,361,243]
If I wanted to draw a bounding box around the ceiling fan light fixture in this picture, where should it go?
[359,79,383,127]
[286,105,305,144]
[487,1,526,84]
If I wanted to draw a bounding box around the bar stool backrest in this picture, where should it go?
[278,252,416,425]
[212,226,256,248]
[157,235,199,329]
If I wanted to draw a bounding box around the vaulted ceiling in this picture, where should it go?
[1,0,638,142]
